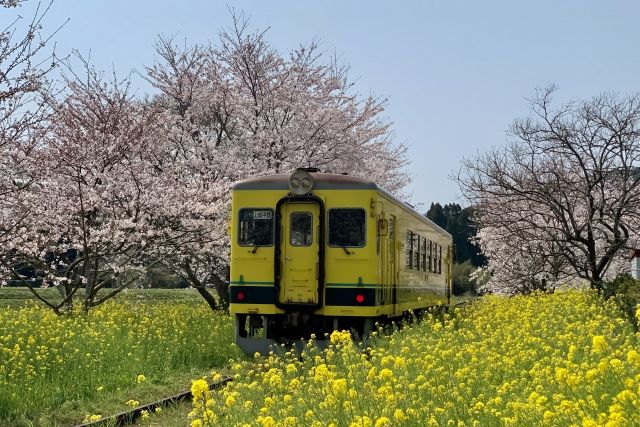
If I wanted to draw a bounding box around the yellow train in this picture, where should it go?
[229,168,452,355]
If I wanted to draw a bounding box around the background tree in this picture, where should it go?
[2,58,175,313]
[0,0,64,277]
[458,86,640,294]
[426,202,486,295]
[426,202,485,266]
[144,14,408,309]
[1,10,410,313]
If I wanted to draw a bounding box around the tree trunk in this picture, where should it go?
[56,281,74,312]
[210,266,230,310]
[194,287,219,311]
[183,259,218,311]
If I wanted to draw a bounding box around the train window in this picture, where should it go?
[421,237,427,271]
[238,208,274,246]
[328,209,366,247]
[438,245,442,274]
[405,231,413,268]
[428,241,433,272]
[413,234,420,269]
[290,212,312,246]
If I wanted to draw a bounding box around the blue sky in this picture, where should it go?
[14,0,640,209]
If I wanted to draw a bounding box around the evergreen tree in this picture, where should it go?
[426,203,485,267]
[426,203,446,228]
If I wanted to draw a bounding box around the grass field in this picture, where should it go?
[190,291,640,427]
[0,287,206,309]
[0,288,241,426]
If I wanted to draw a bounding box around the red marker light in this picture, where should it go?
[236,291,245,301]
[355,294,365,304]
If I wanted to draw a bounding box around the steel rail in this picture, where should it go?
[73,376,232,427]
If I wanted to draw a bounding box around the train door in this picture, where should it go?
[387,215,397,306]
[379,214,387,304]
[279,203,320,304]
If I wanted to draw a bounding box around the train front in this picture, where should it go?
[229,169,376,355]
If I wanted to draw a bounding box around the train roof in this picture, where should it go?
[233,173,451,238]
[233,173,376,191]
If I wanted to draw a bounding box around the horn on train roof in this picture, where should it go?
[289,168,315,196]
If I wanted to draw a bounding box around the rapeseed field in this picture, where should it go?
[190,291,639,427]
[0,298,239,424]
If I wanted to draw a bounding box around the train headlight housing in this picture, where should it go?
[289,169,314,196]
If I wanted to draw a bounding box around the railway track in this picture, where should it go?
[73,376,232,427]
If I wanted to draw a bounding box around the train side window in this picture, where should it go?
[413,234,420,270]
[238,208,274,246]
[328,208,366,247]
[405,231,412,268]
[421,237,427,271]
[290,212,312,246]
[438,245,442,274]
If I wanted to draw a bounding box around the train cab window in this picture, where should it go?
[328,208,366,247]
[290,212,312,246]
[238,208,274,246]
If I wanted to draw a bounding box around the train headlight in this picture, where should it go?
[289,169,315,196]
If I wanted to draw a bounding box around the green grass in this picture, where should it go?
[0,291,241,426]
[25,368,212,427]
[0,287,204,309]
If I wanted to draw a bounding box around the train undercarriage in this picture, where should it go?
[235,312,374,355]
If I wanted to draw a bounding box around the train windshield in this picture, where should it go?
[238,208,274,246]
[328,208,366,247]
[290,212,313,246]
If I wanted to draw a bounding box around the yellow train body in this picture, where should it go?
[229,170,452,354]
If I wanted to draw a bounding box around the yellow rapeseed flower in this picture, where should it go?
[191,379,209,399]
[592,335,607,353]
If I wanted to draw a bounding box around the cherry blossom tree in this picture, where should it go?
[0,0,60,149]
[215,15,408,191]
[144,15,408,308]
[1,58,178,313]
[144,36,237,309]
[2,11,410,313]
[459,86,640,294]
[0,0,64,269]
